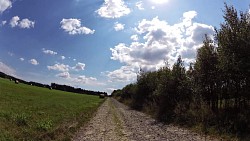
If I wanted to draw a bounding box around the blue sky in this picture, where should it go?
[0,0,249,94]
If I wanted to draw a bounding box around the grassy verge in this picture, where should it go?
[108,99,123,137]
[0,78,105,140]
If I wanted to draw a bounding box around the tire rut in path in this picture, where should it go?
[72,98,129,141]
[73,98,219,141]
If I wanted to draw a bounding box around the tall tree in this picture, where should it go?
[216,4,250,109]
[194,35,219,111]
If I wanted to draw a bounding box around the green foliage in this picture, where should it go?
[112,4,250,139]
[195,35,219,111]
[12,113,29,126]
[36,119,53,131]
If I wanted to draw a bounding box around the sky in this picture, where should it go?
[0,0,249,94]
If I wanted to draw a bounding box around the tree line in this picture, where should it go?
[112,5,250,138]
[0,71,107,96]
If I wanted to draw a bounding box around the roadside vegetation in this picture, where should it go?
[0,78,104,140]
[112,4,250,140]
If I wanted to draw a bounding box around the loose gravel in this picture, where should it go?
[72,98,219,141]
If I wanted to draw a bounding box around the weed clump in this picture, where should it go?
[37,119,53,131]
[12,113,29,126]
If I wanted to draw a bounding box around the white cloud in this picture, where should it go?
[182,11,197,27]
[0,0,12,13]
[107,65,137,82]
[47,63,70,72]
[73,62,85,71]
[61,56,66,60]
[29,59,39,65]
[20,58,24,61]
[114,22,124,31]
[109,11,214,82]
[131,34,139,41]
[10,16,19,27]
[1,20,6,26]
[10,16,35,29]
[186,23,214,45]
[60,18,95,35]
[56,72,70,79]
[75,75,97,84]
[0,61,16,76]
[19,19,35,28]
[96,0,130,18]
[136,1,144,10]
[42,48,57,55]
[58,73,102,86]
[150,0,169,4]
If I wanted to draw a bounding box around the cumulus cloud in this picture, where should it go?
[114,22,124,31]
[48,62,86,72]
[182,11,197,27]
[61,56,66,60]
[47,63,70,72]
[56,72,70,79]
[10,16,35,29]
[42,48,57,55]
[10,16,19,27]
[75,75,97,84]
[20,58,24,61]
[109,11,214,82]
[131,34,139,41]
[187,23,214,45]
[96,0,130,18]
[0,61,16,76]
[73,62,85,71]
[0,0,12,13]
[29,59,39,65]
[60,18,95,35]
[136,1,144,10]
[106,65,137,82]
[19,19,35,28]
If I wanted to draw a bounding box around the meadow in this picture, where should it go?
[0,78,104,140]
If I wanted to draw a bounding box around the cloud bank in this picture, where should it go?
[109,11,214,82]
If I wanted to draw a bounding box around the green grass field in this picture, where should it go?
[0,78,104,140]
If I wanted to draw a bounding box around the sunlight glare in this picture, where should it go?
[151,0,169,4]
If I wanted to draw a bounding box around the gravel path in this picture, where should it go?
[72,98,219,141]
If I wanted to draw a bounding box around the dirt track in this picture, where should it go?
[72,98,218,141]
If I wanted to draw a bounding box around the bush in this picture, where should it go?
[37,119,53,131]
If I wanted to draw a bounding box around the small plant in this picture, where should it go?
[37,119,53,131]
[13,113,29,126]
